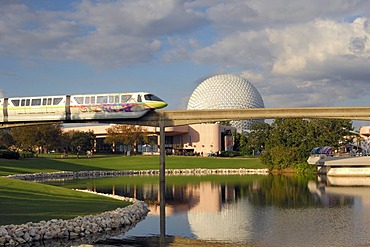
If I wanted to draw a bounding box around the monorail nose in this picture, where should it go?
[146,101,168,109]
[156,101,168,109]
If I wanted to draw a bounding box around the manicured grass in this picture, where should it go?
[0,155,266,176]
[0,177,129,226]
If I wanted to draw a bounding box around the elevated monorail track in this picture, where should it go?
[123,106,370,126]
[1,106,370,128]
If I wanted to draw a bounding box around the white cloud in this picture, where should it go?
[1,0,370,108]
[0,0,205,68]
[190,16,370,107]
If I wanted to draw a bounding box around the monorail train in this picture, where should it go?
[0,92,167,123]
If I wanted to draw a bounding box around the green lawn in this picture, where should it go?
[0,155,266,176]
[0,177,129,225]
[0,155,265,226]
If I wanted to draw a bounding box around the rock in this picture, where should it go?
[33,234,41,241]
[44,231,52,240]
[8,238,16,246]
[69,232,79,239]
[23,232,31,242]
[16,236,27,244]
[0,236,6,245]
[14,228,24,237]
[0,227,7,238]
[29,227,36,237]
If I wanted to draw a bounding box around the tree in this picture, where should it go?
[232,131,248,154]
[105,124,148,154]
[11,124,63,152]
[60,132,72,151]
[36,124,63,152]
[11,125,39,150]
[260,118,353,170]
[246,122,271,155]
[68,130,95,154]
[0,129,14,149]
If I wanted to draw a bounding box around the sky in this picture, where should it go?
[1,0,370,126]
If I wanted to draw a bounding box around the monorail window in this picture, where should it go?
[137,95,142,102]
[144,94,163,101]
[91,96,96,104]
[42,98,52,105]
[97,96,107,103]
[21,99,30,106]
[31,98,42,106]
[11,99,20,106]
[108,95,114,103]
[115,95,119,103]
[85,97,90,104]
[121,95,131,103]
[53,98,63,105]
[73,97,83,104]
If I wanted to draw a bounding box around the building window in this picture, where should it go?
[179,135,183,145]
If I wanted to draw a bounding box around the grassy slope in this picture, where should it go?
[0,177,129,225]
[0,155,265,225]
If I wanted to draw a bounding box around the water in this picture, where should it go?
[47,175,370,247]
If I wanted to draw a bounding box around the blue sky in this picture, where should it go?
[1,0,370,120]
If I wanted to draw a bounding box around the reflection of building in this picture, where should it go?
[63,123,236,156]
[103,180,253,242]
[148,182,222,216]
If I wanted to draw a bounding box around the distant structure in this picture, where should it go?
[187,74,265,132]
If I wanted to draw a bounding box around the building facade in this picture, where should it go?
[63,123,236,156]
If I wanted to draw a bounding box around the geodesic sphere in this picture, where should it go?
[187,74,265,132]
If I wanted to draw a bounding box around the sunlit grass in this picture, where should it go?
[0,155,265,176]
[0,177,129,225]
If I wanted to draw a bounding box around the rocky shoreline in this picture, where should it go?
[7,168,269,182]
[0,190,149,247]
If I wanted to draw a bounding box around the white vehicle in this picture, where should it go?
[0,92,167,123]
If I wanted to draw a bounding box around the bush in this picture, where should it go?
[19,150,35,158]
[220,151,239,157]
[0,150,20,159]
[293,162,317,173]
[261,146,302,170]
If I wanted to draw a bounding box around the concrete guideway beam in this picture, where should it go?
[1,106,370,128]
[117,107,370,127]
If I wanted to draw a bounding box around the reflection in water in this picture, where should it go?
[47,175,370,247]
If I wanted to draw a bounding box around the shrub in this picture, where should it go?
[0,150,20,159]
[261,146,302,170]
[220,151,239,157]
[293,162,317,173]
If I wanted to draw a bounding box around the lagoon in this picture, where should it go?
[45,174,370,247]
